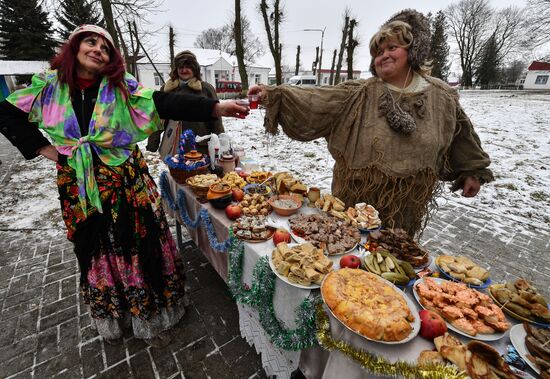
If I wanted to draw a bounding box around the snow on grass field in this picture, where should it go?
[1,90,549,233]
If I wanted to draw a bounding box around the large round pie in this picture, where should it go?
[321,268,415,342]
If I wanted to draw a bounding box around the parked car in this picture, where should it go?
[288,75,317,86]
[216,80,242,98]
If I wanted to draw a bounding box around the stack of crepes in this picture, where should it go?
[272,242,333,286]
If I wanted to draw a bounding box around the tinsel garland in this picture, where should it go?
[315,304,468,379]
[227,235,319,351]
[160,171,232,252]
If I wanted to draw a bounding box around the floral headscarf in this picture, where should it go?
[6,70,162,217]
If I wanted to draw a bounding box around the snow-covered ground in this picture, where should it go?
[1,90,549,233]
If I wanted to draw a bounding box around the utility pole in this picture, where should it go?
[304,27,326,86]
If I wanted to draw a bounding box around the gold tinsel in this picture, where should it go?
[315,304,468,379]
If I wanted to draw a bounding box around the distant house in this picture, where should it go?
[0,60,49,100]
[136,48,270,91]
[523,61,550,90]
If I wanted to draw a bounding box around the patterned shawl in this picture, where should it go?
[6,70,162,217]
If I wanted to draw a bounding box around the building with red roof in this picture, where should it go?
[524,61,550,90]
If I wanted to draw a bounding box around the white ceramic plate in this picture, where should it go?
[268,244,322,290]
[321,272,421,344]
[509,324,541,375]
[412,277,507,341]
[413,255,433,272]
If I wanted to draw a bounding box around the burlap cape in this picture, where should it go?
[262,76,493,236]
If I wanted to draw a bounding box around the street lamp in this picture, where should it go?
[304,27,326,86]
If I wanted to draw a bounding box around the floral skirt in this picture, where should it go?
[56,148,186,339]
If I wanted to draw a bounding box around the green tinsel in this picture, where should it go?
[315,304,468,379]
[227,229,319,351]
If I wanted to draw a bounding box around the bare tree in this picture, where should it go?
[169,25,175,71]
[99,0,119,48]
[94,0,163,48]
[329,49,337,85]
[445,0,492,88]
[194,19,264,63]
[234,0,248,92]
[295,45,300,75]
[523,0,550,48]
[490,6,527,65]
[194,25,233,53]
[312,46,319,74]
[260,0,284,85]
[346,18,359,80]
[334,9,350,85]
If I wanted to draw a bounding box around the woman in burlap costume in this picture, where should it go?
[248,9,493,236]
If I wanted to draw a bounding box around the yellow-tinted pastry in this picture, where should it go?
[322,269,415,342]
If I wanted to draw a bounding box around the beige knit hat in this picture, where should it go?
[69,24,115,47]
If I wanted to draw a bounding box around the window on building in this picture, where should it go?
[534,75,548,85]
[254,74,261,84]
[154,72,164,86]
[324,77,328,84]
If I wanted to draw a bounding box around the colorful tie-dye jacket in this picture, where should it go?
[6,70,162,216]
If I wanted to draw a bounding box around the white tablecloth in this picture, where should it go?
[162,173,532,379]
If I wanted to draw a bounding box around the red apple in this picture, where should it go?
[339,255,361,269]
[225,203,242,220]
[273,229,291,246]
[419,310,447,340]
[232,188,245,202]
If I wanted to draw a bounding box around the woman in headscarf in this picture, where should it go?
[147,50,224,157]
[248,9,493,237]
[0,25,248,347]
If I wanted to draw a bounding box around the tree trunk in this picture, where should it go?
[127,21,136,75]
[295,45,300,75]
[329,49,337,85]
[346,19,357,80]
[234,0,248,92]
[312,46,319,74]
[260,0,283,85]
[114,20,129,70]
[132,21,141,81]
[335,15,349,85]
[99,0,119,49]
[169,26,175,72]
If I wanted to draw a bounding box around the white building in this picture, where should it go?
[523,61,550,90]
[136,48,271,91]
[0,60,49,100]
[269,68,362,86]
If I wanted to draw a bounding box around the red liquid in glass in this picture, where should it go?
[249,100,258,109]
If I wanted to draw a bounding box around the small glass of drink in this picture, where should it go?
[248,94,259,109]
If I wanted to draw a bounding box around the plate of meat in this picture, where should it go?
[413,277,509,341]
[368,228,430,269]
[288,213,361,256]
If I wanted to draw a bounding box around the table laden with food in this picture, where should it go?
[159,130,550,379]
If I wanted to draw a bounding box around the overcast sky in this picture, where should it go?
[146,0,528,74]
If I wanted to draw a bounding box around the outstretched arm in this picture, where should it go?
[152,91,248,121]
